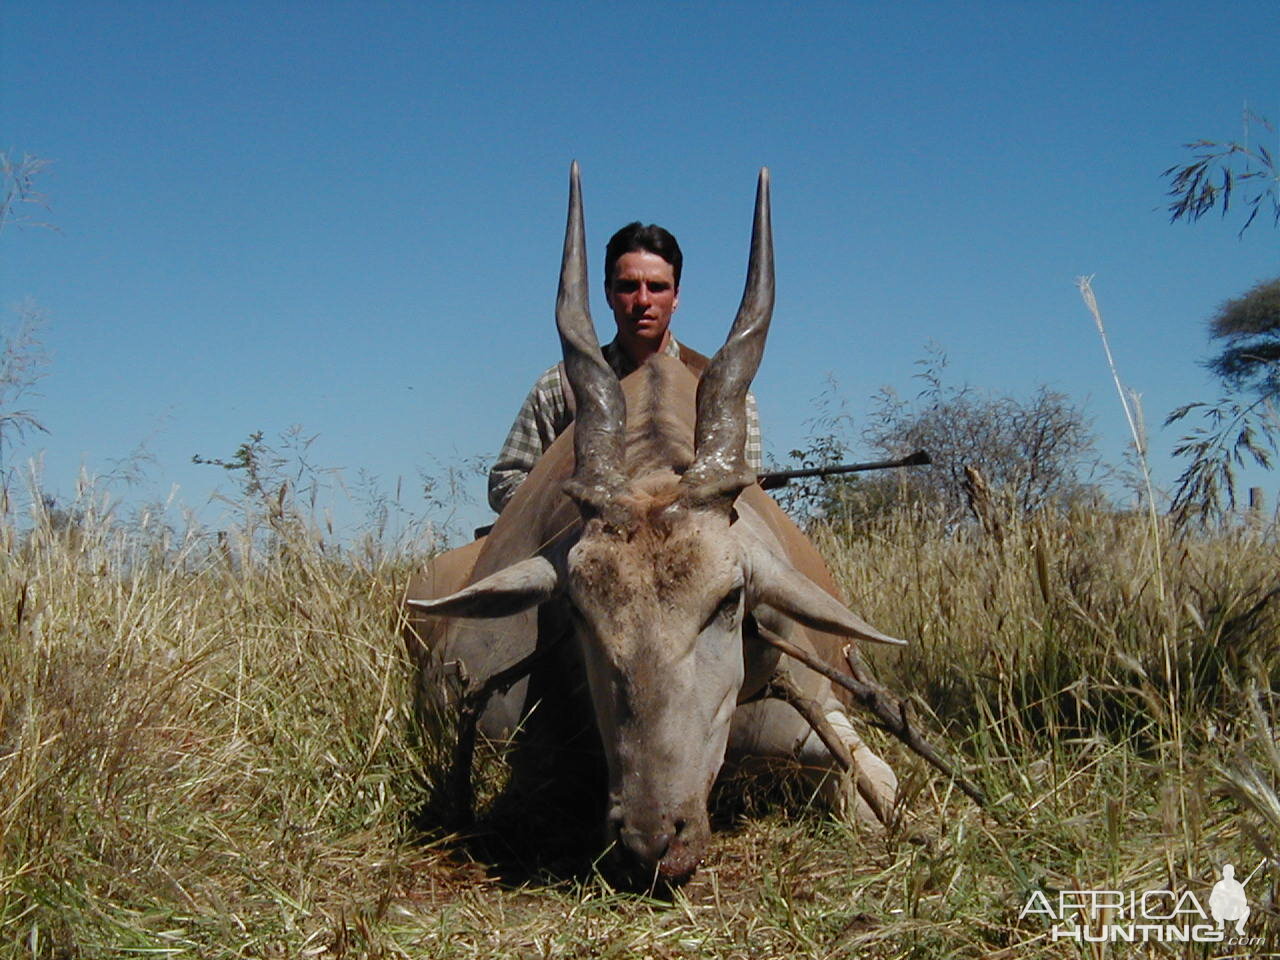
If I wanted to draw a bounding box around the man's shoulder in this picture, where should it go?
[519,360,570,423]
[526,360,565,395]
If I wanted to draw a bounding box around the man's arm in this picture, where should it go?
[487,366,570,513]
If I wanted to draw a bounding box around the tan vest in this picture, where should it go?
[558,343,711,415]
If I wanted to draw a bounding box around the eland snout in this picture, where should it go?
[608,802,708,886]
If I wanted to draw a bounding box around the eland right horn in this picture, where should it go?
[681,167,774,504]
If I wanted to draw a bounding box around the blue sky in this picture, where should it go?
[3,2,1277,541]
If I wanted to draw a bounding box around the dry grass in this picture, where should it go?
[1,480,1277,958]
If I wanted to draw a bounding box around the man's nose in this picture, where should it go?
[634,284,652,307]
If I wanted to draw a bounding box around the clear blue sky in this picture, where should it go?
[3,2,1277,541]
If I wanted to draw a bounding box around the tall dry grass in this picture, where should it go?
[1,473,1277,958]
[0,485,446,957]
[816,492,1279,950]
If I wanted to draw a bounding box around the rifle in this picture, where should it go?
[476,449,932,538]
[757,449,931,490]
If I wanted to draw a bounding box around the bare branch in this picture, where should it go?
[754,624,994,814]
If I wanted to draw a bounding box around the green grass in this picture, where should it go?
[1,485,1277,958]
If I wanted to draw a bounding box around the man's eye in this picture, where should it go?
[614,281,639,293]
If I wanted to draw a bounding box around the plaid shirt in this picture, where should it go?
[488,336,763,512]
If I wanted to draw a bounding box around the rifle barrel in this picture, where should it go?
[758,450,931,490]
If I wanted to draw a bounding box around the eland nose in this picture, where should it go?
[612,815,690,867]
[619,825,673,865]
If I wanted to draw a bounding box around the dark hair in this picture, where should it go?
[604,222,683,290]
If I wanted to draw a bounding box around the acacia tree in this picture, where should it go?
[1205,277,1280,397]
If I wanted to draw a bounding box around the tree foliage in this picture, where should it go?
[1204,276,1280,397]
[1166,393,1277,528]
[1162,109,1280,236]
[0,152,54,233]
[1160,113,1280,525]
[768,376,858,518]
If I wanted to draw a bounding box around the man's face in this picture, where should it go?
[606,250,679,356]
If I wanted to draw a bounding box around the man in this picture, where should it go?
[488,222,763,513]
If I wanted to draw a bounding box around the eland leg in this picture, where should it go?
[727,686,897,827]
[793,696,898,826]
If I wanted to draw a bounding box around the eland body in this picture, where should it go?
[406,166,900,884]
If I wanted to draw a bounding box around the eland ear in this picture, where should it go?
[406,555,560,619]
[741,538,905,646]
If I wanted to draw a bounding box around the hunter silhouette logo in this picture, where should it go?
[1209,862,1261,936]
[1019,858,1269,945]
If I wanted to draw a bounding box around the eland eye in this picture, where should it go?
[702,587,743,631]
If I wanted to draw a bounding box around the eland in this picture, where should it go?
[405,164,906,885]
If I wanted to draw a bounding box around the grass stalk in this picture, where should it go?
[1077,274,1191,877]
